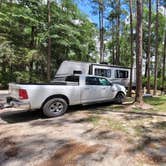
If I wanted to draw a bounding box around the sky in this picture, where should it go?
[74,0,129,28]
[74,1,99,25]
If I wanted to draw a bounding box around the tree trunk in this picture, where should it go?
[144,51,148,77]
[29,62,33,83]
[162,33,166,94]
[0,0,2,8]
[101,3,104,62]
[135,0,143,103]
[30,26,35,48]
[116,0,120,65]
[153,0,159,95]
[47,0,51,81]
[29,26,36,82]
[112,45,115,65]
[146,0,152,94]
[128,0,134,97]
[99,0,104,63]
[112,23,115,65]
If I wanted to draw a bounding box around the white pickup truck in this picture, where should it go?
[6,75,126,117]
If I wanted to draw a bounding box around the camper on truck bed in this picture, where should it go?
[55,61,136,88]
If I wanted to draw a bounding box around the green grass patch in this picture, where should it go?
[132,108,144,112]
[144,96,166,112]
[111,105,125,110]
[87,116,101,125]
[107,118,127,132]
[134,126,146,136]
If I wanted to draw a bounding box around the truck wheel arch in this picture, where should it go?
[116,91,125,96]
[41,94,69,109]
[114,91,125,104]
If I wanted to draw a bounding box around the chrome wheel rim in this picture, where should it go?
[49,101,64,113]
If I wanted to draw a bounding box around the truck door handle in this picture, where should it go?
[102,87,106,89]
[84,88,90,90]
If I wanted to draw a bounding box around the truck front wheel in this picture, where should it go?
[114,92,125,104]
[43,98,68,117]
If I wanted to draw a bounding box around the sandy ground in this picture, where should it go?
[0,91,166,166]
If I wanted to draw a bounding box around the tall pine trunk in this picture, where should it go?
[29,26,35,82]
[153,0,159,95]
[99,0,104,63]
[115,0,120,65]
[47,0,51,81]
[146,0,152,94]
[128,0,134,97]
[162,33,166,94]
[135,0,143,103]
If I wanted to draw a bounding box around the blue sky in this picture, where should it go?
[74,1,128,28]
[74,1,99,25]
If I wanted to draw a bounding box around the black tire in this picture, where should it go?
[43,98,68,117]
[114,92,125,104]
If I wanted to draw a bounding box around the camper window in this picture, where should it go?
[115,70,128,78]
[94,68,111,78]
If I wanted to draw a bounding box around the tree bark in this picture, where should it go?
[99,0,104,63]
[135,0,143,103]
[162,33,166,94]
[146,0,152,94]
[0,0,2,8]
[47,0,51,81]
[128,0,134,97]
[145,55,148,77]
[116,0,120,65]
[112,45,115,65]
[153,0,159,95]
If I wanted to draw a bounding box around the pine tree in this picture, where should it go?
[128,0,134,97]
[153,0,159,95]
[47,0,51,81]
[146,0,152,94]
[135,0,143,103]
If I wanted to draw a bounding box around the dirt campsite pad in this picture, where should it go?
[0,91,166,166]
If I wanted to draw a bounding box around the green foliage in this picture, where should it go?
[0,0,97,88]
[142,76,163,89]
[106,1,166,71]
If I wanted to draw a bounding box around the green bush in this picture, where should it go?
[142,76,163,90]
[0,72,13,89]
[14,71,41,83]
[0,71,43,89]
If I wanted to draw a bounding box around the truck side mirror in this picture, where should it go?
[109,82,113,86]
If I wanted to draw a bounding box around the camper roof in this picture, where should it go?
[65,60,131,69]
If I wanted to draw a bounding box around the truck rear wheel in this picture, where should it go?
[43,98,68,117]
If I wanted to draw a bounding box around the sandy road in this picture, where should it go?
[0,91,165,166]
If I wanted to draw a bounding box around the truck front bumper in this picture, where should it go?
[4,97,31,110]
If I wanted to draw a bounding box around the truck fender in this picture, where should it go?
[41,94,70,109]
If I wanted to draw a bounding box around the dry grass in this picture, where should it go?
[39,141,101,166]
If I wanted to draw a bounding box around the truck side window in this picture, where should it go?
[65,76,79,82]
[86,77,110,86]
[115,70,128,78]
[86,77,100,85]
[95,68,111,78]
[98,78,110,86]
